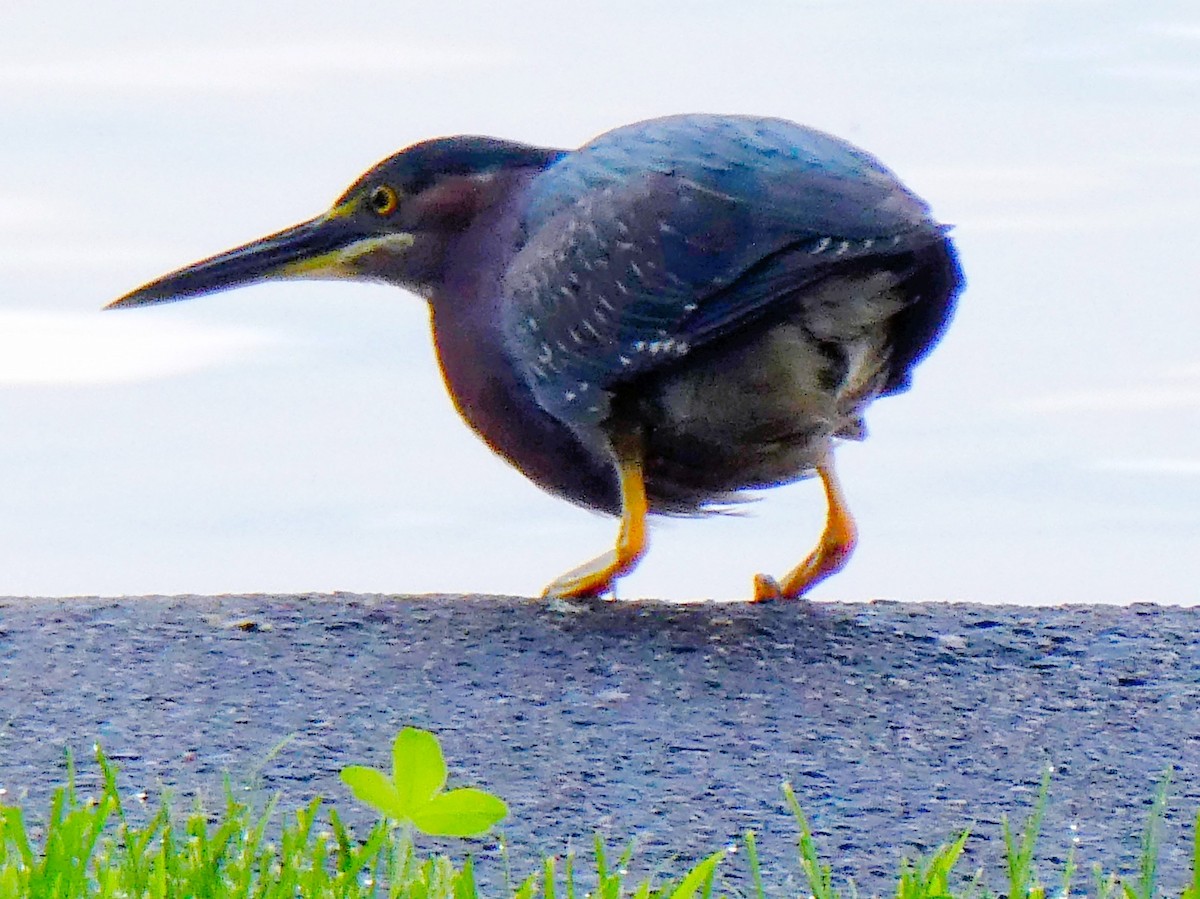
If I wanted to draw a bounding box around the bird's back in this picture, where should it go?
[504,115,959,424]
[496,115,960,513]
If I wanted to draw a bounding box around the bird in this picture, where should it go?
[109,114,963,602]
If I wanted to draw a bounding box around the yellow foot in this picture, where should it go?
[542,550,623,599]
[750,457,858,602]
[751,533,855,601]
[542,423,649,602]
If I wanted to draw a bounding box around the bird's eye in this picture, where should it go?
[368,185,399,216]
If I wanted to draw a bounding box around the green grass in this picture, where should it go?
[1,739,1197,899]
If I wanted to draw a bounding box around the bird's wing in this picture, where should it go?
[502,115,951,427]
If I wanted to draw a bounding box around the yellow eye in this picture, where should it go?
[368,184,399,216]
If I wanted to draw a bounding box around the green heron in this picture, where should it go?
[109,114,962,601]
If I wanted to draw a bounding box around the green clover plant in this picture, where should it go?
[340,727,508,838]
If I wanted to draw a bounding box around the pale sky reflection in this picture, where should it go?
[0,41,515,96]
[0,312,277,386]
[0,0,1196,602]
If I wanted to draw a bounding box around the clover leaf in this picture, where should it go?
[341,727,508,838]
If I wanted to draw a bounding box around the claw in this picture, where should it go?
[752,573,783,603]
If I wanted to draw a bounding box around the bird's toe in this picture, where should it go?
[541,549,621,600]
[752,573,784,603]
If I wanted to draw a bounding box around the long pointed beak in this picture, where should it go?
[107,213,365,309]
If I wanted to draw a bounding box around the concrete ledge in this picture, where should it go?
[1,595,1197,892]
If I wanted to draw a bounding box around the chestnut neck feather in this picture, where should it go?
[426,170,620,514]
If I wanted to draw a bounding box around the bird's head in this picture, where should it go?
[108,137,564,309]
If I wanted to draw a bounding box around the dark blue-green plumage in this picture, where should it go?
[502,115,959,434]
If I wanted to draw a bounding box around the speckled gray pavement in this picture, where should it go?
[1,595,1198,894]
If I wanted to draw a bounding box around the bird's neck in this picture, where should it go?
[428,170,532,425]
[427,172,619,513]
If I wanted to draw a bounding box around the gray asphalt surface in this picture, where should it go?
[1,595,1198,895]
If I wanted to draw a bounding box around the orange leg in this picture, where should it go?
[542,427,649,599]
[753,458,858,601]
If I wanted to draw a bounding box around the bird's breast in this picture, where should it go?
[429,185,623,514]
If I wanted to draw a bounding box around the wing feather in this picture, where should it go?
[502,115,955,427]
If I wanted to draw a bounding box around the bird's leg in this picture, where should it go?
[542,425,648,600]
[753,457,858,601]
